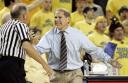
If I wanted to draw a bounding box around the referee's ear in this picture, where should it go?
[22,11,29,24]
[18,11,29,24]
[23,14,26,20]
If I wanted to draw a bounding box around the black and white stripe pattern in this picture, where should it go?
[0,19,30,59]
[59,31,67,71]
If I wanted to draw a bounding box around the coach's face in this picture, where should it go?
[54,11,70,31]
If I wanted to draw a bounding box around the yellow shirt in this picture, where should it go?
[74,20,95,35]
[124,36,128,45]
[0,0,4,10]
[88,31,110,47]
[106,0,128,17]
[30,10,54,35]
[0,7,10,26]
[104,26,109,35]
[21,0,33,4]
[25,54,50,83]
[52,0,72,12]
[21,0,42,22]
[111,40,128,75]
[71,11,85,26]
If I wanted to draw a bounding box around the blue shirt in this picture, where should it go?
[36,26,111,70]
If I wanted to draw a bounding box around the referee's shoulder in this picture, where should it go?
[15,21,28,28]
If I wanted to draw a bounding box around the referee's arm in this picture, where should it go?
[22,40,53,76]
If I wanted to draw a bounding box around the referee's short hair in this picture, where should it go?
[11,3,28,19]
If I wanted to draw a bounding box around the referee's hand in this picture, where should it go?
[49,71,55,80]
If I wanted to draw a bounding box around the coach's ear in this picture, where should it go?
[67,17,71,24]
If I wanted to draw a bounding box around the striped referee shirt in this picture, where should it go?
[0,19,30,59]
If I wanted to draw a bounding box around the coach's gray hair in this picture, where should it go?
[55,8,71,18]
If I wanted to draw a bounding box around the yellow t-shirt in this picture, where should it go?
[71,11,85,26]
[21,0,34,4]
[0,0,4,10]
[106,0,128,17]
[30,10,54,35]
[88,31,110,47]
[110,40,128,75]
[104,26,109,35]
[25,54,50,83]
[21,0,42,22]
[52,0,72,12]
[124,36,128,45]
[74,20,95,35]
[0,7,10,26]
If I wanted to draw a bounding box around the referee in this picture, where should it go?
[0,3,53,83]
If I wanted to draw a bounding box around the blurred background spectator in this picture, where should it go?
[30,0,54,36]
[71,0,85,26]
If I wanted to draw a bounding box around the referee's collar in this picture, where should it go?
[11,18,19,22]
[11,19,27,25]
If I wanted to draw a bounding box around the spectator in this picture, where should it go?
[118,6,128,22]
[94,0,108,15]
[106,0,128,17]
[30,0,54,36]
[71,0,85,26]
[1,12,11,24]
[88,16,110,48]
[0,0,15,26]
[122,19,128,44]
[21,0,44,22]
[106,16,127,75]
[85,0,104,17]
[74,6,96,35]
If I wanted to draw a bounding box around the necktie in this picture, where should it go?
[59,31,67,71]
